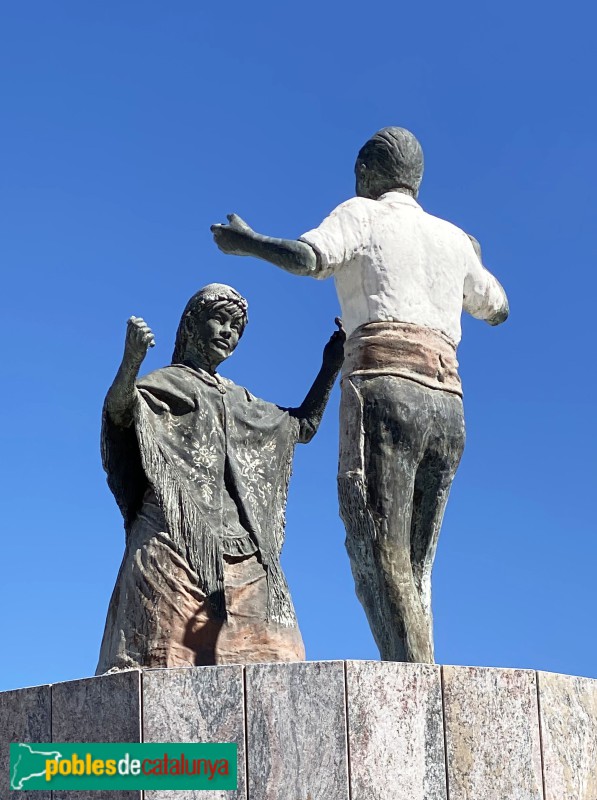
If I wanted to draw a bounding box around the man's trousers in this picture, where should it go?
[338,374,466,663]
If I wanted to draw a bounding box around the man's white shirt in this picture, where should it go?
[300,191,507,346]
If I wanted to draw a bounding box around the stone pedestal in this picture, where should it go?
[2,661,596,799]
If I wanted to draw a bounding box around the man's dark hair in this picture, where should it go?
[356,127,424,198]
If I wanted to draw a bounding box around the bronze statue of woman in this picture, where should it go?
[97,283,344,672]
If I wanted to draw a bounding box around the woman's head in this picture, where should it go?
[172,283,249,370]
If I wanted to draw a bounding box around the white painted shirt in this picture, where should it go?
[299,191,508,345]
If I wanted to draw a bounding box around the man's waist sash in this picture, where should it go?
[342,321,462,396]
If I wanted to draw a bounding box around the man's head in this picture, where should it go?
[172,283,249,371]
[355,127,424,200]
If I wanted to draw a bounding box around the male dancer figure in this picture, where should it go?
[211,127,508,662]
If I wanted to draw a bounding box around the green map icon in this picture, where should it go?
[11,743,63,790]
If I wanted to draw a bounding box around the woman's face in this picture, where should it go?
[192,304,245,368]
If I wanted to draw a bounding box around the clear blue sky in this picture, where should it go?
[1,1,595,693]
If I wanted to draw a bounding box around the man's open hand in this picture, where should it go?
[124,316,155,365]
[211,214,256,256]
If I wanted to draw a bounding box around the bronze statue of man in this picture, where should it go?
[211,128,509,663]
[97,283,344,672]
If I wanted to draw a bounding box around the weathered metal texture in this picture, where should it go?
[0,684,51,800]
[98,291,343,673]
[346,661,447,800]
[245,661,349,800]
[212,126,509,666]
[538,670,597,799]
[142,665,246,800]
[442,666,543,800]
[51,670,142,800]
[339,375,465,664]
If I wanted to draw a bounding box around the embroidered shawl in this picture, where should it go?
[101,364,301,624]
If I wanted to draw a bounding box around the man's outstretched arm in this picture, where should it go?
[289,319,346,444]
[211,213,319,276]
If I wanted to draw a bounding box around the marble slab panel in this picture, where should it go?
[346,661,446,800]
[51,670,141,800]
[0,684,51,800]
[442,665,543,800]
[538,670,597,800]
[245,661,349,800]
[143,665,246,800]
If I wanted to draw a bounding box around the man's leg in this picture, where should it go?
[410,391,465,648]
[338,378,396,655]
[339,376,433,663]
